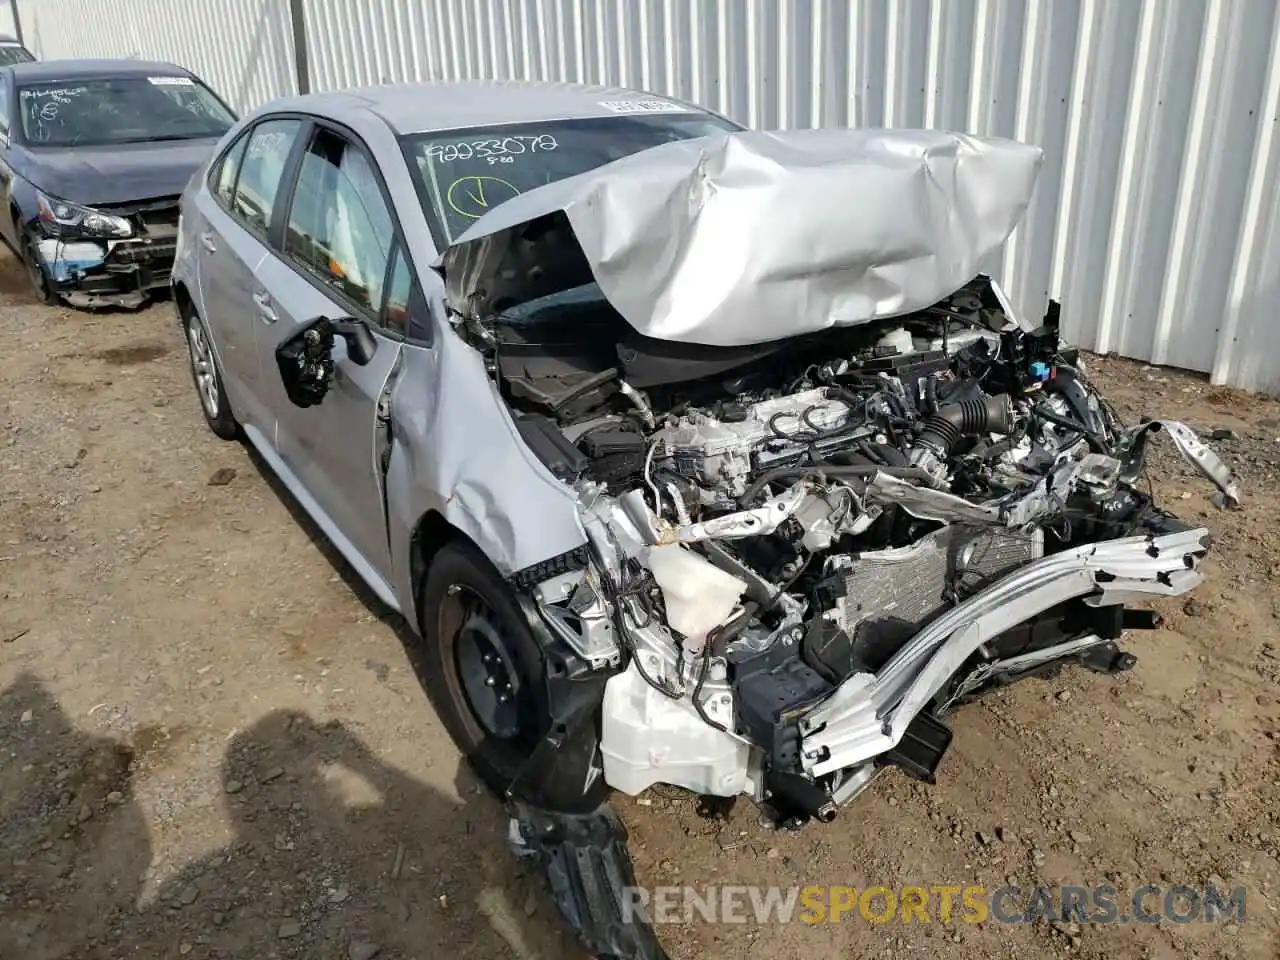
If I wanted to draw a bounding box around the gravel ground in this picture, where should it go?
[1,248,1277,960]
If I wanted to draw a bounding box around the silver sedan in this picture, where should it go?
[174,78,1233,960]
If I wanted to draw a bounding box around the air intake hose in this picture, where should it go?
[915,395,1013,456]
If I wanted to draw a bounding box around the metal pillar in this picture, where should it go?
[288,0,309,95]
[8,0,23,45]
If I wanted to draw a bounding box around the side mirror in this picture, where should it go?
[275,316,377,408]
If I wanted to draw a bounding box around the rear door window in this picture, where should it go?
[231,117,302,238]
[211,132,250,208]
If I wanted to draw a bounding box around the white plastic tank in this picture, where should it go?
[645,544,746,655]
[600,662,752,797]
[876,327,915,355]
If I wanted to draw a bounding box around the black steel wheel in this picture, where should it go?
[420,542,547,786]
[418,539,610,813]
[450,583,540,745]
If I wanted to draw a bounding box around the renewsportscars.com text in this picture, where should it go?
[621,883,1247,926]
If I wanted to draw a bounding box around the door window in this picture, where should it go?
[0,76,9,136]
[211,131,250,208]
[232,117,302,238]
[283,127,395,321]
[382,243,413,336]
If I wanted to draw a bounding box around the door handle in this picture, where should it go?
[252,290,277,323]
[199,233,217,253]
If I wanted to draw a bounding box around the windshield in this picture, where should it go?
[401,112,740,247]
[0,45,33,66]
[18,75,235,147]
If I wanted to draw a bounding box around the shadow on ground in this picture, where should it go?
[0,674,587,960]
[236,441,446,749]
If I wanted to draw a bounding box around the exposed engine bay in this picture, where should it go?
[424,129,1242,960]
[461,274,1236,827]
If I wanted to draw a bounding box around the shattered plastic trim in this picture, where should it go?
[36,238,108,283]
[34,230,175,310]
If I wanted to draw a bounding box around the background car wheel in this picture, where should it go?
[182,308,239,440]
[19,229,57,305]
[419,539,609,812]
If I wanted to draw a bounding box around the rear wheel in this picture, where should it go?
[182,306,239,440]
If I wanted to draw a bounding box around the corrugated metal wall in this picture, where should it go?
[15,0,297,112]
[15,0,1280,394]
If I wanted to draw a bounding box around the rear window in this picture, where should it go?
[18,74,234,147]
[401,112,740,247]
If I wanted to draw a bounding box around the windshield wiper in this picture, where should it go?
[112,133,216,144]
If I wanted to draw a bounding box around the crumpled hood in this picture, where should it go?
[439,128,1044,347]
[13,137,221,206]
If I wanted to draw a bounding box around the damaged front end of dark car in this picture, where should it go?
[0,59,236,309]
[424,128,1242,960]
[24,192,182,309]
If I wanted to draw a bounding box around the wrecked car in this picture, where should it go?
[0,58,236,308]
[172,81,1239,960]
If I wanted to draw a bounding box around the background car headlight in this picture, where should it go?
[36,193,133,238]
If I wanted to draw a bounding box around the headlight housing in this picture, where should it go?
[36,192,133,238]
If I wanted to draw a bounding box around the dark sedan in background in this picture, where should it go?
[0,58,236,308]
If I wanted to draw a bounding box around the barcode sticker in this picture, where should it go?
[597,98,686,114]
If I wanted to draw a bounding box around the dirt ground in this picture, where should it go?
[1,244,1277,960]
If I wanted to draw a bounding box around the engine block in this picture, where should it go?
[654,388,858,495]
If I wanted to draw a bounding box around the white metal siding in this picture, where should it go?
[15,0,297,110]
[13,0,1280,394]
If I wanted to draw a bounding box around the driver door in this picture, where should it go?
[252,124,409,597]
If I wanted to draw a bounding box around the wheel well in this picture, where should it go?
[172,279,194,319]
[409,510,462,626]
[10,203,27,249]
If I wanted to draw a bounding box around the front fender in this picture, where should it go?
[385,331,588,621]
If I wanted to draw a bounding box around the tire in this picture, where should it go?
[419,539,609,811]
[19,228,58,306]
[181,306,239,440]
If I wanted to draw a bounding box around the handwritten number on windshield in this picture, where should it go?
[426,134,558,163]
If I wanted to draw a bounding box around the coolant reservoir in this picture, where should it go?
[645,545,746,652]
[876,327,914,355]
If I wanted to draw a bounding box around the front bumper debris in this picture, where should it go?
[800,526,1209,777]
[34,198,179,309]
[38,236,176,309]
[509,800,669,960]
[1120,419,1242,508]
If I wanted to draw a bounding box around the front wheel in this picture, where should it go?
[418,539,609,812]
[20,229,57,305]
